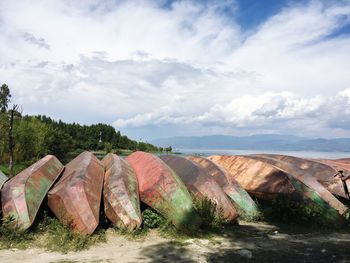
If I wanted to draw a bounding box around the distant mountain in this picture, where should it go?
[151,134,350,152]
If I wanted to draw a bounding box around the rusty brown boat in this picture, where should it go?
[48,151,104,235]
[209,155,349,223]
[187,156,259,219]
[253,154,349,199]
[1,155,64,231]
[126,151,201,230]
[208,155,297,200]
[160,155,238,222]
[102,153,142,230]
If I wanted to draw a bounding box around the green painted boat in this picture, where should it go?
[126,151,201,230]
[210,155,348,225]
[187,156,260,220]
[1,155,64,231]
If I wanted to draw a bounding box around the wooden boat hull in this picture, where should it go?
[209,155,349,224]
[102,153,142,230]
[160,155,238,222]
[1,155,64,231]
[126,151,201,230]
[187,156,259,219]
[253,154,348,199]
[250,155,349,221]
[48,152,104,235]
[208,155,297,200]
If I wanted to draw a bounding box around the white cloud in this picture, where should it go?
[0,0,350,139]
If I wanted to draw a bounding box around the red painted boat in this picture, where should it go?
[160,155,238,222]
[48,151,104,235]
[187,156,259,219]
[126,151,201,230]
[102,153,142,230]
[1,155,64,231]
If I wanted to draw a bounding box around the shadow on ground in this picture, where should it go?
[138,241,195,263]
[139,222,350,263]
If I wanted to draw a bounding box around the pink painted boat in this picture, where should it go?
[48,151,104,235]
[102,153,142,230]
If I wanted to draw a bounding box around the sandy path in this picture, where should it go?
[1,222,350,263]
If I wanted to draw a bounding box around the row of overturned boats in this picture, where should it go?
[0,151,349,235]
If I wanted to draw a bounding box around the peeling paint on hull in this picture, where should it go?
[209,155,348,224]
[208,155,297,200]
[160,155,238,222]
[1,155,64,231]
[187,156,259,220]
[253,154,349,200]
[48,152,104,235]
[102,153,142,230]
[126,151,201,230]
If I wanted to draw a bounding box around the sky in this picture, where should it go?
[1,0,350,140]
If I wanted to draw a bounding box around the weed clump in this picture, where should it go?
[42,217,106,253]
[142,208,167,229]
[0,216,35,249]
[258,197,340,227]
[0,214,106,253]
[193,196,226,229]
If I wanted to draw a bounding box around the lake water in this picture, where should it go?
[177,148,350,159]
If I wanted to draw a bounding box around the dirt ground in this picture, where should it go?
[1,221,350,263]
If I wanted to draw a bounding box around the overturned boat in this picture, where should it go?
[253,154,349,200]
[48,151,104,235]
[102,153,142,230]
[1,155,64,231]
[209,155,349,223]
[187,156,260,220]
[160,155,238,222]
[126,151,201,230]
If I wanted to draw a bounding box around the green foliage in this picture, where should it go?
[258,197,330,226]
[0,214,106,252]
[165,146,172,153]
[104,142,113,153]
[142,208,167,229]
[42,217,106,253]
[0,83,11,113]
[193,196,226,229]
[0,216,35,249]
[0,163,27,176]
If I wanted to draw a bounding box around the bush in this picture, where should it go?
[0,216,35,249]
[193,196,226,229]
[142,208,167,229]
[258,197,334,227]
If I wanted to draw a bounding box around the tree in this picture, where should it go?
[8,104,20,175]
[165,146,172,154]
[0,84,11,113]
[0,84,11,164]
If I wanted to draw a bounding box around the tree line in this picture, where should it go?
[0,84,172,173]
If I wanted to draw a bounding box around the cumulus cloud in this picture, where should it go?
[0,0,350,139]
